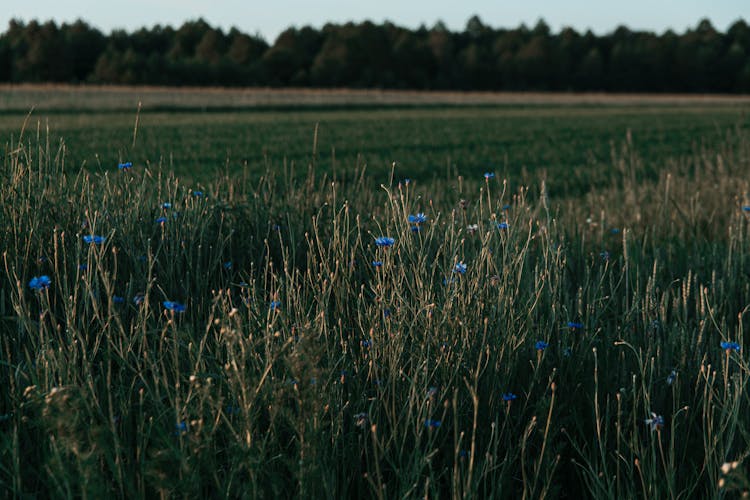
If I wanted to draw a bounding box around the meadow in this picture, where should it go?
[2,87,750,498]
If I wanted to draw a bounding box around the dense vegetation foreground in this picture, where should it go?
[2,126,750,498]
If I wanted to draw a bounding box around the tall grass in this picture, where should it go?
[2,124,750,498]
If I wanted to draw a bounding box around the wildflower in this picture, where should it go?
[600,251,610,261]
[497,222,509,230]
[163,301,186,313]
[408,213,427,224]
[535,340,549,351]
[410,225,420,233]
[193,190,204,197]
[721,341,741,352]
[484,172,495,180]
[29,275,51,291]
[238,281,249,288]
[742,206,750,212]
[610,228,621,234]
[354,413,369,428]
[223,261,233,270]
[133,293,145,305]
[563,347,573,357]
[383,309,391,318]
[404,178,411,185]
[270,300,281,311]
[502,392,517,402]
[161,202,172,209]
[466,224,479,234]
[117,161,132,171]
[453,262,467,274]
[427,386,439,398]
[667,370,677,385]
[82,235,106,245]
[272,224,281,231]
[155,216,167,224]
[375,236,395,247]
[175,421,188,434]
[502,204,511,211]
[372,260,383,268]
[78,264,88,271]
[424,419,441,428]
[113,296,125,304]
[361,339,373,348]
[644,412,664,432]
[567,322,584,330]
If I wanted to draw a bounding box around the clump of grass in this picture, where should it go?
[2,126,750,497]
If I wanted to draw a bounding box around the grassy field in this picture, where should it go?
[1,85,749,194]
[3,87,750,498]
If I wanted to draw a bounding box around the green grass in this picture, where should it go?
[1,102,748,196]
[3,93,750,497]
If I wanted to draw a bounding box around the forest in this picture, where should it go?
[1,16,749,91]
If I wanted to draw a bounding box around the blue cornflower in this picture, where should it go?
[118,161,132,171]
[721,341,741,352]
[163,301,186,313]
[372,260,383,268]
[502,204,511,211]
[427,386,439,398]
[270,300,281,311]
[29,275,51,291]
[361,339,373,348]
[408,213,427,224]
[667,370,677,385]
[600,251,610,261]
[410,225,421,233]
[78,264,88,271]
[133,293,145,306]
[161,202,172,209]
[611,228,621,234]
[484,172,495,180]
[223,261,233,270]
[404,178,411,185]
[155,216,167,224]
[742,206,750,212]
[193,191,204,197]
[113,296,125,304]
[502,392,517,402]
[535,340,549,351]
[453,262,467,274]
[175,421,188,434]
[383,309,391,318]
[497,222,509,230]
[82,235,106,245]
[375,236,395,247]
[424,419,441,428]
[567,322,584,330]
[644,412,664,432]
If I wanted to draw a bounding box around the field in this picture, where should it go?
[2,86,750,498]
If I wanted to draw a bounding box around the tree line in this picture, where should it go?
[1,16,749,92]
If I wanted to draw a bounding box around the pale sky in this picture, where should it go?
[2,0,748,43]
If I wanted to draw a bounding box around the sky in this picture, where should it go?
[2,0,748,42]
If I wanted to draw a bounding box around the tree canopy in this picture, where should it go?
[1,17,749,92]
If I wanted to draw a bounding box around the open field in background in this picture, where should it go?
[1,86,749,194]
[3,85,750,111]
[3,87,750,497]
